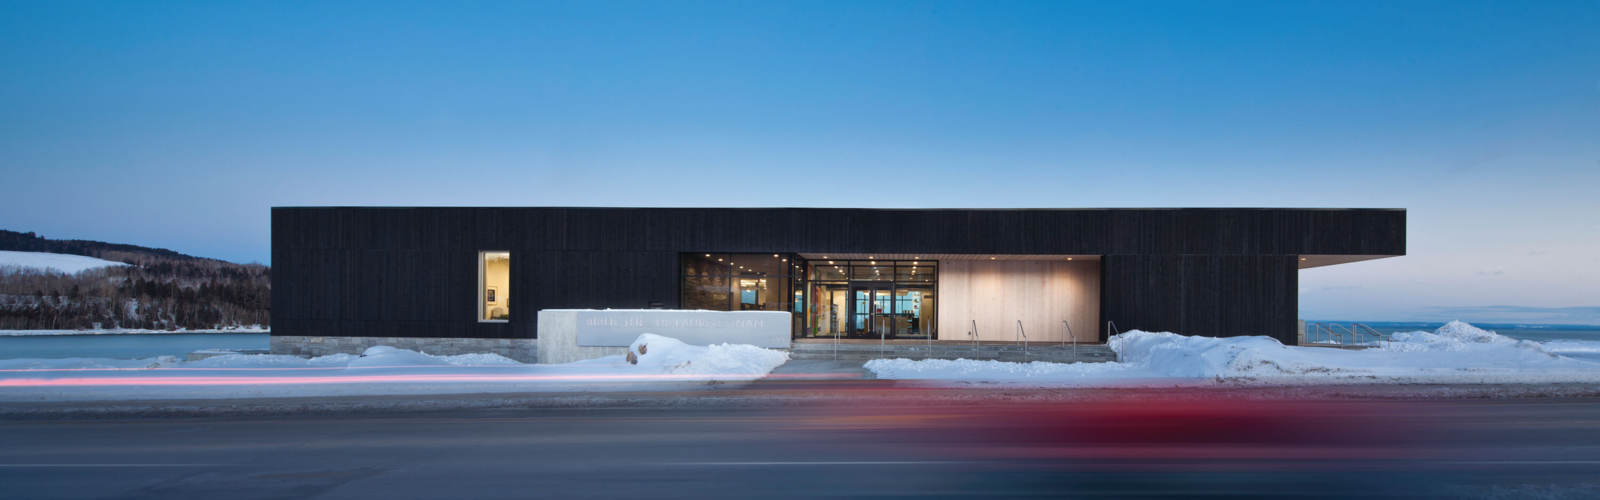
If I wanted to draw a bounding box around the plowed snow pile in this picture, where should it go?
[627,333,790,376]
[866,321,1600,386]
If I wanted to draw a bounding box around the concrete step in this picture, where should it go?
[786,343,1116,363]
[789,344,1112,353]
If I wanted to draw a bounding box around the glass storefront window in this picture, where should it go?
[802,260,937,340]
[810,262,848,281]
[682,274,731,310]
[680,253,796,313]
[895,261,935,283]
[851,261,892,281]
[683,255,937,340]
[809,283,848,337]
[894,287,935,337]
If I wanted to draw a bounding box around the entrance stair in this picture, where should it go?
[787,340,1116,363]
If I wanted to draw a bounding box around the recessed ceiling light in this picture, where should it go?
[990,257,996,260]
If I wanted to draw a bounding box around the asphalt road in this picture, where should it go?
[5,390,1600,499]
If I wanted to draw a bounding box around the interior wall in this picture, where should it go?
[937,260,1100,342]
[482,254,510,320]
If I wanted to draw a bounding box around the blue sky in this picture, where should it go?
[2,1,1597,322]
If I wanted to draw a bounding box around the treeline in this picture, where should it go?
[0,230,270,330]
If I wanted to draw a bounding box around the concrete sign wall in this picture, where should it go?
[572,309,791,348]
[536,309,791,364]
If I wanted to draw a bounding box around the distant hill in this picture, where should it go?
[0,230,269,331]
[0,250,127,275]
[0,230,205,265]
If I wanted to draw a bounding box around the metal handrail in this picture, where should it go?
[1354,323,1388,344]
[1016,320,1028,357]
[1304,321,1389,348]
[879,321,885,358]
[968,319,980,357]
[1063,319,1077,357]
[1107,320,1120,336]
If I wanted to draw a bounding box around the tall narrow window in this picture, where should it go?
[479,251,510,322]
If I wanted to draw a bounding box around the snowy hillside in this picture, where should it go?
[0,231,269,330]
[0,250,127,275]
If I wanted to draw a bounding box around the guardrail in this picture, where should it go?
[1016,320,1028,357]
[1302,322,1389,347]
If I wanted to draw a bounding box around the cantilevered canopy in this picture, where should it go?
[1297,254,1398,269]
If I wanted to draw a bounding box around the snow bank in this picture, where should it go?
[0,250,127,275]
[868,321,1600,386]
[627,333,790,376]
[0,334,790,401]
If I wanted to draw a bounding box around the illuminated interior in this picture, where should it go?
[803,259,936,339]
[680,253,804,333]
[480,251,510,321]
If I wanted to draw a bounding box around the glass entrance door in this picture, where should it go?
[849,286,892,338]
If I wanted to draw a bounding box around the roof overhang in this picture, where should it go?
[1297,254,1398,269]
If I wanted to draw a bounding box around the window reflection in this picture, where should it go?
[679,253,796,314]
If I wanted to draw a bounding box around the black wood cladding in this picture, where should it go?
[271,207,1405,343]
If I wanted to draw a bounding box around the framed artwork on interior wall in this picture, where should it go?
[486,286,498,303]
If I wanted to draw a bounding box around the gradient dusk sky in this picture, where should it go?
[2,1,1597,323]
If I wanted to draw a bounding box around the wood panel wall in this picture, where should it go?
[271,207,1403,342]
[938,260,1100,342]
[1099,255,1299,344]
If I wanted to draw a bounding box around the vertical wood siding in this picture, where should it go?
[272,208,1403,344]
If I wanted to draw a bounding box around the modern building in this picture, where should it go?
[270,207,1405,360]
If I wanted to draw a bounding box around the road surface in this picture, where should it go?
[4,388,1600,498]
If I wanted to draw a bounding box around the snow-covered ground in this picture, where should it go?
[0,250,127,274]
[0,333,789,401]
[5,322,1599,402]
[0,325,269,336]
[867,321,1600,386]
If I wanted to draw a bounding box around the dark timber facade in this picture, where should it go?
[271,207,1405,346]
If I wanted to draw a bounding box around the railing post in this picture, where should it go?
[879,321,885,359]
[1016,320,1027,358]
[1063,319,1076,358]
[971,319,979,357]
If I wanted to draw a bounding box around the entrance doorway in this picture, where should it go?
[800,258,937,340]
[849,285,892,338]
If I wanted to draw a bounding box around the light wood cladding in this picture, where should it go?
[938,260,1100,342]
